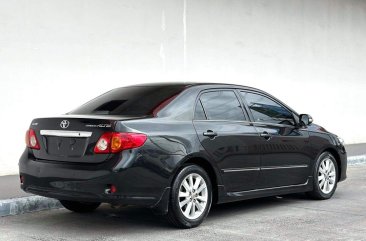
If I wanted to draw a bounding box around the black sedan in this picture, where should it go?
[19,83,347,228]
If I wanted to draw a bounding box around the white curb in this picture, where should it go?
[0,196,62,217]
[348,155,366,165]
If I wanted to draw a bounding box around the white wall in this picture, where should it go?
[0,0,365,175]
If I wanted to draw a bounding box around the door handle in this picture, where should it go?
[260,131,271,140]
[203,130,218,138]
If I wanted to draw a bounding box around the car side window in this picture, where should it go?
[241,92,295,125]
[199,90,245,121]
[194,100,207,120]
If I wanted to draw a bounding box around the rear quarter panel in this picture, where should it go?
[117,118,224,188]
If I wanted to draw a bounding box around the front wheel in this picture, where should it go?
[166,165,212,228]
[60,200,101,213]
[307,152,338,200]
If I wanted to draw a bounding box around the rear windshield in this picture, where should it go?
[69,85,185,116]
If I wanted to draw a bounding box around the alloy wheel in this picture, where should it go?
[178,173,208,220]
[318,158,336,194]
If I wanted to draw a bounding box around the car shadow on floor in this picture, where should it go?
[25,193,311,231]
[208,193,309,219]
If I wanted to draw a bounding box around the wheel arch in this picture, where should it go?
[321,148,342,182]
[172,156,220,204]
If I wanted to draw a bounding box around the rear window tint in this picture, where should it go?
[200,91,245,121]
[69,85,185,116]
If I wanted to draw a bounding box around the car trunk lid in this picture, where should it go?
[29,115,143,164]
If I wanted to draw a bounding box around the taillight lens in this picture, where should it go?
[26,129,40,150]
[94,132,113,154]
[94,132,147,154]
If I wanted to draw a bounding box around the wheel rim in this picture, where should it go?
[318,158,336,194]
[178,173,208,220]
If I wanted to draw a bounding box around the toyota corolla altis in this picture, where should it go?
[19,83,347,228]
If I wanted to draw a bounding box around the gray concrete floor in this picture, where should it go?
[0,175,31,199]
[0,165,365,241]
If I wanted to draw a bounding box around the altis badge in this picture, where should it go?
[85,124,112,128]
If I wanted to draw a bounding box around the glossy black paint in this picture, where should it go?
[19,83,347,214]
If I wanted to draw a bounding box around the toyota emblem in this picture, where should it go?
[60,120,70,129]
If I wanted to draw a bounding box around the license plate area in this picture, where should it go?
[45,136,88,157]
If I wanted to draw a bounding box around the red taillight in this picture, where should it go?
[26,129,40,150]
[94,132,113,154]
[94,132,147,154]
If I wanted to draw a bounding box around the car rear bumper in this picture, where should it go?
[18,150,171,212]
[21,184,170,211]
[20,175,167,207]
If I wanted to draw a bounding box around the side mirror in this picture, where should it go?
[299,114,313,126]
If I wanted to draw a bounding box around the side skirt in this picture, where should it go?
[218,177,313,204]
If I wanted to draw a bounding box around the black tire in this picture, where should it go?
[60,200,101,213]
[307,152,338,200]
[166,165,212,229]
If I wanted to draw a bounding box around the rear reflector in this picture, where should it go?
[26,129,40,150]
[105,184,117,194]
[94,132,147,154]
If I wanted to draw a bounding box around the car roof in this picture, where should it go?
[130,82,260,91]
[123,82,299,116]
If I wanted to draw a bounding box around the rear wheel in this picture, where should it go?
[60,200,101,213]
[307,152,338,200]
[166,165,212,228]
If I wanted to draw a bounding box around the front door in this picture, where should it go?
[240,91,311,188]
[193,90,262,192]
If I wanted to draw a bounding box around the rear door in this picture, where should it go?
[240,91,311,188]
[193,89,262,192]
